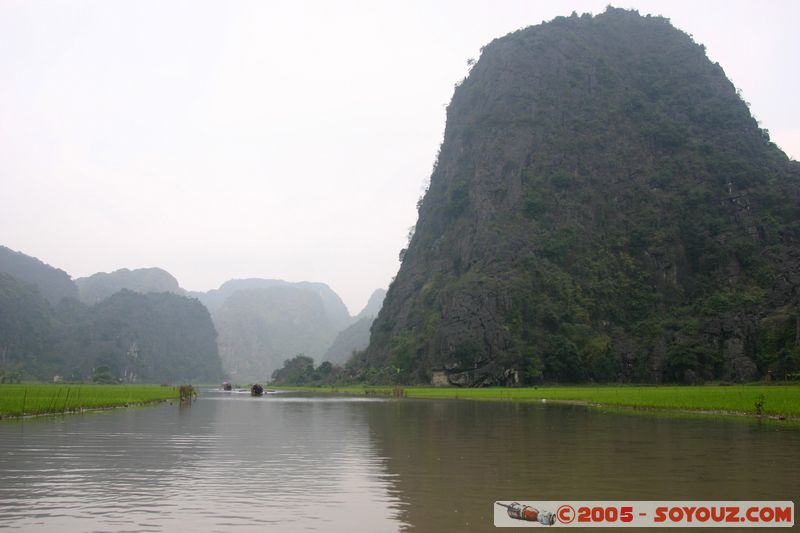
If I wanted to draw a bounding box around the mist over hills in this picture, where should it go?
[0,272,53,374]
[214,286,337,381]
[361,8,800,385]
[0,271,223,383]
[51,290,224,383]
[204,282,384,381]
[0,248,222,383]
[75,268,183,304]
[322,317,374,366]
[324,289,387,365]
[192,278,351,329]
[0,245,382,382]
[357,288,387,320]
[184,278,364,381]
[8,10,799,388]
[0,246,78,305]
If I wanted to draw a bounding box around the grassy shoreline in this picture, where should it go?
[0,384,180,419]
[277,384,800,419]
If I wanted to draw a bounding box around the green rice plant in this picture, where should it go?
[279,384,800,418]
[0,384,180,418]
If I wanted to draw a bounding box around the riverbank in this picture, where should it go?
[278,384,800,419]
[0,384,180,419]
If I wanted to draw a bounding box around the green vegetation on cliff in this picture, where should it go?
[0,273,54,380]
[0,246,78,305]
[362,8,800,386]
[0,246,367,384]
[55,290,225,383]
[0,264,224,383]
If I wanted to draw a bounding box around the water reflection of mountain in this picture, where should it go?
[363,399,800,532]
[0,393,409,532]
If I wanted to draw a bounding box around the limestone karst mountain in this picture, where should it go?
[323,289,387,364]
[213,285,345,381]
[0,245,78,305]
[75,267,183,304]
[0,249,224,383]
[361,8,800,385]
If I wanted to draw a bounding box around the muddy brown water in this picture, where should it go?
[0,390,797,531]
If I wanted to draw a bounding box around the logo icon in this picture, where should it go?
[496,502,556,526]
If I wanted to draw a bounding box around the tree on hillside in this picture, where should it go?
[271,355,315,385]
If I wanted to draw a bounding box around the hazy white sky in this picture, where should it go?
[1,0,798,314]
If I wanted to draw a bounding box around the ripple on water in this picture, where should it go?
[1,392,798,532]
[0,393,407,532]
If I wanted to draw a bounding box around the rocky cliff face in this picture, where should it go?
[363,8,800,385]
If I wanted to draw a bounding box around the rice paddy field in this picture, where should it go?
[0,384,180,418]
[287,384,800,418]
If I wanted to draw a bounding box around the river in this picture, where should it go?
[0,390,797,531]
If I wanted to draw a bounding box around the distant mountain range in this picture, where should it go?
[0,248,222,383]
[76,268,183,304]
[190,278,352,328]
[202,281,384,381]
[323,289,386,365]
[356,288,387,321]
[0,245,385,383]
[0,246,78,304]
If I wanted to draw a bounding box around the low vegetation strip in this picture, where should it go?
[284,384,800,418]
[0,384,180,418]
